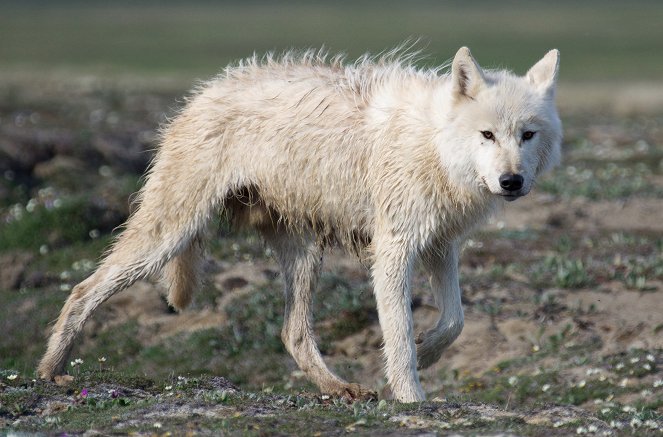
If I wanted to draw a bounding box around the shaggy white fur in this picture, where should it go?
[39,46,562,403]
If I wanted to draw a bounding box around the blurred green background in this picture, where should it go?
[1,0,663,82]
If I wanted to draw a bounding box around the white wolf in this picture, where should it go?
[38,47,561,402]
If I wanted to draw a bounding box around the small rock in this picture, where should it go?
[41,401,69,416]
[21,270,58,288]
[203,376,240,393]
[221,276,249,290]
[32,156,85,180]
[0,252,33,290]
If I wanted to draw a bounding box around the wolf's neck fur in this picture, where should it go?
[363,73,497,247]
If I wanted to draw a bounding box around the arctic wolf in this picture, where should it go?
[38,47,562,402]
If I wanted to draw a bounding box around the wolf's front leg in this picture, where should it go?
[372,237,424,402]
[416,243,464,370]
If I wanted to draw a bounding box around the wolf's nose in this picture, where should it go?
[499,173,524,191]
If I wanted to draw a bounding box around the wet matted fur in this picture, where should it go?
[38,46,562,402]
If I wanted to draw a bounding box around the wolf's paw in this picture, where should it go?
[325,383,377,401]
[415,321,464,370]
[37,362,60,382]
[415,331,445,370]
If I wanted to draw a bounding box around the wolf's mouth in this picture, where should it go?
[500,193,522,202]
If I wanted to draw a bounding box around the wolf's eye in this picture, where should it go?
[522,131,536,141]
[481,131,494,141]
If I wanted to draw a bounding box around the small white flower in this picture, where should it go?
[7,374,18,380]
[577,380,587,388]
[629,417,642,428]
[290,370,305,378]
[609,420,623,429]
[601,408,610,414]
[39,244,49,255]
[653,379,663,388]
[640,389,652,397]
[646,354,655,362]
[532,344,540,352]
[97,357,106,363]
[98,165,112,177]
[466,239,483,248]
[586,368,601,376]
[642,363,651,371]
[629,357,640,364]
[622,405,636,413]
[165,385,172,390]
[542,384,551,392]
[153,422,162,429]
[508,376,518,386]
[83,260,95,270]
[321,394,330,400]
[615,362,625,370]
[588,424,598,433]
[598,375,607,382]
[26,199,37,213]
[618,378,629,387]
[576,426,587,434]
[75,358,84,365]
[644,419,659,430]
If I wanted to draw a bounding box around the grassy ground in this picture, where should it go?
[4,369,655,436]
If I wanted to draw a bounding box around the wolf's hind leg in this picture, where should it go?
[416,244,464,370]
[37,228,183,380]
[265,230,376,400]
[39,155,220,379]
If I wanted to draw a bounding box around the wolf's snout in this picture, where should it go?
[499,173,524,192]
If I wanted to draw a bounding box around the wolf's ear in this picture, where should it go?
[526,49,559,97]
[451,47,486,101]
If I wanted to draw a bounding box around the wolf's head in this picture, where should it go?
[437,47,562,201]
